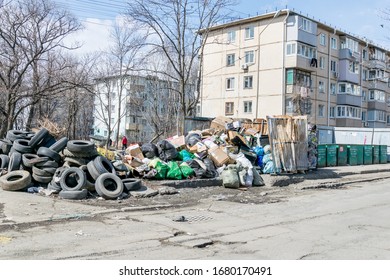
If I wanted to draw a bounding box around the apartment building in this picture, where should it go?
[93,74,177,143]
[199,10,390,128]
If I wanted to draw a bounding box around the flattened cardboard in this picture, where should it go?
[208,146,230,167]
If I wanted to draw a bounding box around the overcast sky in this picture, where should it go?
[54,0,390,54]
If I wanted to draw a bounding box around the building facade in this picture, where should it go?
[93,74,178,144]
[200,10,390,128]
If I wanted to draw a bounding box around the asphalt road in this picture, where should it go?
[1,176,390,260]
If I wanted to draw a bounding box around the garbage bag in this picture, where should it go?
[155,161,169,180]
[263,161,274,174]
[252,167,265,186]
[221,164,240,188]
[262,153,272,164]
[263,145,271,155]
[185,133,202,147]
[203,158,217,178]
[187,159,207,178]
[148,157,161,168]
[157,140,178,162]
[178,150,195,162]
[166,161,183,180]
[180,162,194,178]
[141,143,159,159]
[253,146,264,167]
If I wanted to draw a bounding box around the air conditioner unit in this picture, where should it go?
[363,122,369,127]
[241,64,248,70]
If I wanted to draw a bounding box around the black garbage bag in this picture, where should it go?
[156,140,178,162]
[185,133,202,147]
[203,158,217,178]
[141,143,159,159]
[187,159,207,178]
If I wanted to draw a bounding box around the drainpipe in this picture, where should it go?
[281,9,290,115]
[327,28,336,126]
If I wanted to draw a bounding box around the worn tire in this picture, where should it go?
[95,173,123,200]
[12,139,34,154]
[39,135,56,148]
[64,157,89,166]
[6,130,29,142]
[37,147,61,162]
[67,140,95,153]
[80,165,95,191]
[35,160,59,168]
[32,166,53,177]
[59,189,88,200]
[0,170,31,191]
[28,128,49,148]
[0,155,10,169]
[0,139,12,154]
[87,160,101,180]
[8,152,22,172]
[122,178,142,192]
[49,137,68,153]
[22,154,40,168]
[93,156,115,175]
[59,167,87,191]
[62,148,98,158]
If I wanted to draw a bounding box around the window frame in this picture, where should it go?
[243,101,252,113]
[226,77,235,90]
[226,53,235,66]
[320,33,326,46]
[227,30,236,43]
[225,102,234,115]
[318,104,325,117]
[244,26,254,40]
[244,50,255,64]
[331,38,337,50]
[243,76,253,89]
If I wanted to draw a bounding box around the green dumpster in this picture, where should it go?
[356,145,364,165]
[347,145,358,166]
[372,145,380,164]
[317,144,327,168]
[363,145,373,165]
[379,145,387,164]
[337,144,348,166]
[326,144,337,167]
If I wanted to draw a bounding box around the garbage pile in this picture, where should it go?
[0,129,138,200]
[124,116,273,189]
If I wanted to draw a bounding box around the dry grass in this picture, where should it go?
[37,118,66,139]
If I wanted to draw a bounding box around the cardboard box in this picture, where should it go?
[243,128,260,136]
[210,116,233,130]
[208,146,230,167]
[126,144,144,160]
[228,131,249,149]
[187,142,208,153]
[168,135,186,149]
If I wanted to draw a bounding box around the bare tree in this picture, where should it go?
[126,0,236,134]
[0,0,81,137]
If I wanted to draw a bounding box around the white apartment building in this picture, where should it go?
[93,74,177,144]
[199,10,390,128]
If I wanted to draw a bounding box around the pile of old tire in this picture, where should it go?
[0,170,32,191]
[86,156,124,200]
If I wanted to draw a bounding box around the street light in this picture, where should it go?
[255,10,282,119]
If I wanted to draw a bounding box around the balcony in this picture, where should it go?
[285,55,317,72]
[337,94,362,107]
[367,79,389,92]
[336,118,363,128]
[339,49,360,61]
[367,59,386,69]
[367,100,387,111]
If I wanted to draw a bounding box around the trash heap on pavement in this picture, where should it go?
[0,116,276,200]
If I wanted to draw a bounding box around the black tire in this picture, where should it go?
[0,139,12,155]
[22,154,40,168]
[0,170,31,191]
[93,156,115,175]
[0,154,10,169]
[28,128,49,148]
[37,147,61,162]
[80,165,95,191]
[67,140,95,153]
[12,139,34,154]
[122,178,142,192]
[59,167,87,191]
[49,137,68,153]
[8,152,22,172]
[59,189,88,200]
[87,160,101,180]
[95,173,123,200]
[32,173,52,183]
[32,166,53,177]
[6,130,29,142]
[64,157,89,166]
[41,167,57,175]
[35,160,59,168]
[39,135,56,148]
[62,148,98,158]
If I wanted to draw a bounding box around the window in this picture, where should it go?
[104,130,108,136]
[243,101,252,113]
[337,106,361,119]
[226,53,235,66]
[318,104,325,117]
[387,115,390,125]
[227,30,236,43]
[338,83,361,95]
[301,18,313,33]
[362,90,367,101]
[225,102,234,115]
[368,90,385,102]
[330,106,335,118]
[362,49,368,60]
[244,50,255,64]
[330,83,336,95]
[363,70,367,81]
[319,81,325,93]
[331,38,337,49]
[226,77,235,90]
[244,26,254,39]
[330,60,337,72]
[286,43,296,55]
[320,34,326,46]
[286,69,311,87]
[348,61,359,74]
[243,76,253,89]
[319,57,325,69]
[297,43,317,59]
[368,110,386,121]
[362,111,367,121]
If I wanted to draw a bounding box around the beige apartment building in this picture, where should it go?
[199,10,390,128]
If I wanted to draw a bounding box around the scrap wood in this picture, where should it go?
[37,118,66,138]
